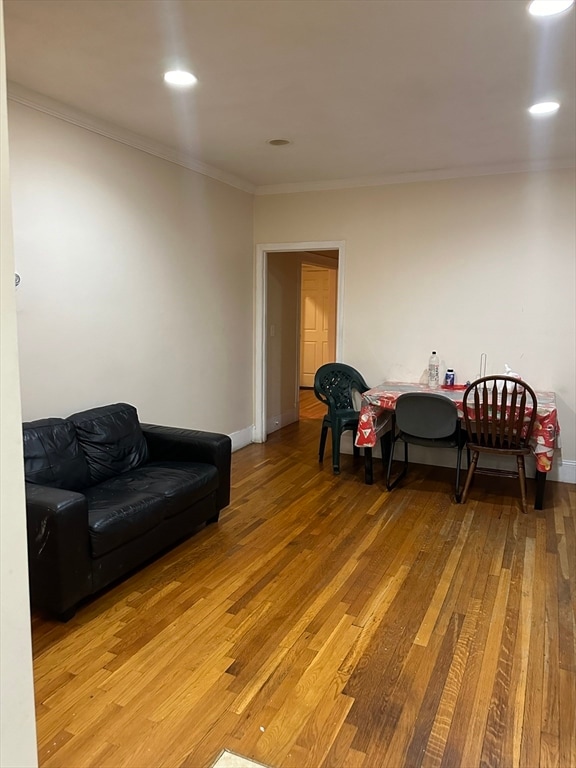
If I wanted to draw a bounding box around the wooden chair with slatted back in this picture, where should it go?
[461,375,538,513]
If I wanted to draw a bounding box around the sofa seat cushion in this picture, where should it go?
[85,486,166,558]
[92,461,219,520]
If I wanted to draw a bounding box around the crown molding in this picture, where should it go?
[7,82,256,195]
[8,83,574,198]
[254,158,575,195]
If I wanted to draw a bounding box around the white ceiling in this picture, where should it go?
[4,0,576,193]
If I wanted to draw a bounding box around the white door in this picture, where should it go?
[299,265,337,387]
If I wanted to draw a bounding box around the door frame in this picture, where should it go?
[254,240,346,443]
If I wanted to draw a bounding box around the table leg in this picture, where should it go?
[363,432,392,486]
[364,448,373,485]
[535,471,546,510]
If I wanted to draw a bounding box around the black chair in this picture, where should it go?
[313,362,370,474]
[386,392,465,501]
[460,375,537,513]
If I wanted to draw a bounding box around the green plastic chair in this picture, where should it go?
[313,362,370,474]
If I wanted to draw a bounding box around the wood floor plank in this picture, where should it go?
[344,519,457,754]
[177,708,241,768]
[421,601,481,768]
[403,615,463,768]
[540,731,560,768]
[509,534,536,768]
[414,505,475,647]
[481,533,522,768]
[37,729,74,765]
[462,568,511,766]
[439,541,500,767]
[371,628,446,767]
[29,391,576,768]
[558,667,576,768]
[252,615,360,765]
[295,687,355,767]
[541,550,560,741]
[519,517,547,768]
[319,722,364,768]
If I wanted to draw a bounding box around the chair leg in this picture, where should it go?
[460,451,479,504]
[386,438,408,491]
[331,423,342,474]
[455,445,463,503]
[385,437,396,490]
[380,432,391,471]
[517,455,528,514]
[319,424,328,462]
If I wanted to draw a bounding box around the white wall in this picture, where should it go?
[255,170,576,480]
[0,5,38,765]
[8,99,576,480]
[8,102,254,440]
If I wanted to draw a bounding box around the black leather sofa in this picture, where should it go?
[23,402,231,621]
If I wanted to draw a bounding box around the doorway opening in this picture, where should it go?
[254,241,345,443]
[299,260,338,388]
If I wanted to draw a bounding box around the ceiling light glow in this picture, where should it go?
[529,101,560,115]
[528,0,574,16]
[164,70,197,87]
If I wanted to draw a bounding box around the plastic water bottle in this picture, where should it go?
[428,351,440,389]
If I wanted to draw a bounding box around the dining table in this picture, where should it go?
[355,381,559,510]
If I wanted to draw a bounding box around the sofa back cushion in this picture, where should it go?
[69,403,149,484]
[23,418,91,491]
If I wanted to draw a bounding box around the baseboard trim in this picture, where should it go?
[355,441,576,485]
[233,428,576,484]
[266,408,299,435]
[230,427,254,452]
[554,459,576,484]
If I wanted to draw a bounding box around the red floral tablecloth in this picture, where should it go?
[355,382,559,473]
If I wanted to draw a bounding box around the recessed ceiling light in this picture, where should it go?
[164,70,198,87]
[528,0,574,16]
[267,139,291,146]
[529,101,561,115]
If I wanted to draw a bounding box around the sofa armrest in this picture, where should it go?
[140,424,232,510]
[25,483,92,618]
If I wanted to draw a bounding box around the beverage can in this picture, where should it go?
[444,369,455,387]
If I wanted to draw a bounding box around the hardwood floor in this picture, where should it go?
[31,393,575,768]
